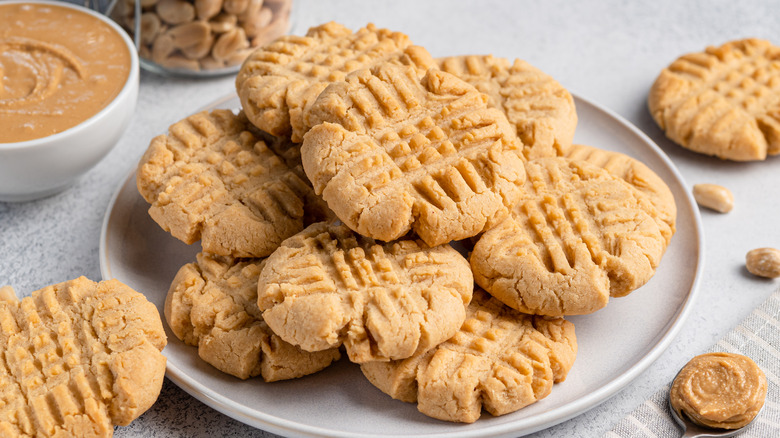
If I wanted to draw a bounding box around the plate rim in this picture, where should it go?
[99,92,705,438]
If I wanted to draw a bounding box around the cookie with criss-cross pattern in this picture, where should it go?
[236,21,434,142]
[361,288,577,423]
[137,109,316,258]
[0,278,166,437]
[302,63,526,246]
[438,55,577,159]
[166,252,340,381]
[563,144,677,246]
[470,157,666,316]
[257,222,473,363]
[649,38,780,161]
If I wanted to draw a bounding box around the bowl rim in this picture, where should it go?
[0,0,140,150]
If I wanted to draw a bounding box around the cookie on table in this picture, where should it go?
[562,144,677,246]
[438,55,577,159]
[165,252,340,381]
[137,109,315,258]
[236,21,435,142]
[470,157,666,316]
[648,38,780,161]
[0,277,166,437]
[257,222,473,363]
[302,63,526,246]
[360,288,577,423]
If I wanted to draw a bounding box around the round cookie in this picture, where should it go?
[648,38,780,161]
[137,109,315,258]
[302,63,526,246]
[257,222,474,363]
[0,277,166,437]
[470,157,666,316]
[563,144,677,246]
[438,55,578,160]
[360,288,577,423]
[236,21,434,142]
[166,252,341,381]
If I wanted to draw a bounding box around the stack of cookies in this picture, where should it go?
[136,21,676,424]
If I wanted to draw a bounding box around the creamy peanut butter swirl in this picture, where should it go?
[0,37,84,111]
[670,352,767,429]
[0,3,130,143]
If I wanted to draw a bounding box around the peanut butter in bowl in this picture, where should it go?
[0,2,132,143]
[0,0,138,202]
[670,352,767,429]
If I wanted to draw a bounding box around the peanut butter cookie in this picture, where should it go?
[236,21,434,142]
[245,119,337,225]
[137,109,314,258]
[302,64,526,246]
[257,222,473,363]
[471,157,666,316]
[563,144,676,246]
[361,288,577,423]
[649,38,780,161]
[166,252,340,381]
[438,55,577,159]
[0,278,166,437]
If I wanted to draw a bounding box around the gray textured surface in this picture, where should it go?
[1,0,779,436]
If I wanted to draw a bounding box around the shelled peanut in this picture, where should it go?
[115,0,291,72]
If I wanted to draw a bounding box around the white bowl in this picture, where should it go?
[0,0,139,202]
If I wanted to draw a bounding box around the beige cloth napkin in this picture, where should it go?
[606,287,780,437]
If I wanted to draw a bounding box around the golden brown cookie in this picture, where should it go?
[361,288,577,423]
[438,55,577,159]
[563,144,677,246]
[301,64,526,246]
[648,38,780,161]
[236,21,434,142]
[257,222,473,363]
[137,109,315,258]
[0,277,166,437]
[165,252,340,381]
[244,117,338,225]
[470,157,666,316]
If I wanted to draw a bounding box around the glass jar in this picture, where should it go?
[111,0,291,76]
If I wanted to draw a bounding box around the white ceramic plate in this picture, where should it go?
[100,94,703,438]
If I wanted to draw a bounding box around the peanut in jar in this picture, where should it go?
[113,0,291,75]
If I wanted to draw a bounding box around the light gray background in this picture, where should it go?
[2,0,779,436]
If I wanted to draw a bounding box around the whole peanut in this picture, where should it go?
[209,13,238,33]
[692,183,733,213]
[156,0,196,25]
[746,248,780,278]
[182,33,215,59]
[212,27,249,61]
[140,13,162,45]
[159,54,201,71]
[238,0,263,22]
[151,32,176,64]
[168,21,211,49]
[195,0,223,20]
[251,12,288,46]
[242,7,272,37]
[224,0,250,15]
